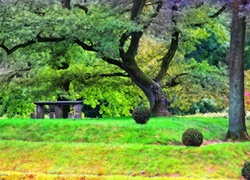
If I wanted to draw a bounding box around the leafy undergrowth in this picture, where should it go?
[0,117,249,179]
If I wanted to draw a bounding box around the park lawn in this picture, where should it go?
[0,116,234,144]
[0,116,249,179]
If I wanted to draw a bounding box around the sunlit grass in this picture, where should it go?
[0,140,249,179]
[0,116,249,179]
[0,117,233,144]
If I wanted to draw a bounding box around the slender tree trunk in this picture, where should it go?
[227,0,249,140]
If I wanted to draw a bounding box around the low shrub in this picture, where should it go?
[242,162,250,180]
[132,105,151,124]
[182,128,203,147]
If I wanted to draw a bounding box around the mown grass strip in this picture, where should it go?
[0,117,235,145]
[0,140,249,179]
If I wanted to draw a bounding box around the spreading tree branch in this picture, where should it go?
[131,0,146,21]
[124,31,143,61]
[209,4,227,18]
[102,56,126,71]
[74,4,88,13]
[74,39,97,52]
[119,0,163,62]
[190,3,228,27]
[143,0,163,30]
[119,0,147,64]
[155,2,227,83]
[0,34,100,55]
[0,40,36,55]
[164,73,188,88]
[100,72,129,77]
[155,3,180,83]
[119,32,132,60]
[0,67,31,84]
[155,31,179,83]
[0,34,66,55]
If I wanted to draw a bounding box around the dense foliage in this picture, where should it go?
[0,43,144,118]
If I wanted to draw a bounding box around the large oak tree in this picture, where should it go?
[0,0,229,116]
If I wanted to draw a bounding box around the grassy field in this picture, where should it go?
[0,116,249,179]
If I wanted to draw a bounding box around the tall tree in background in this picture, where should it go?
[227,0,249,140]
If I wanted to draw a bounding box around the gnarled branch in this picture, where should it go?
[100,72,129,77]
[209,4,227,18]
[189,3,228,27]
[155,2,180,83]
[74,4,88,13]
[74,39,97,52]
[164,73,188,88]
[155,31,179,83]
[0,34,66,55]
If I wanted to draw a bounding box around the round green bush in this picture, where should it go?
[132,105,151,124]
[182,128,203,147]
[242,162,250,180]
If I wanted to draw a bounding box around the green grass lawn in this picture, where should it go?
[0,116,249,179]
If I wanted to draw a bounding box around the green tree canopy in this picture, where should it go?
[0,0,232,117]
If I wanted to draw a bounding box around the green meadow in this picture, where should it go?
[0,116,249,179]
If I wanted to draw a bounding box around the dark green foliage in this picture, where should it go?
[82,103,102,118]
[132,105,151,124]
[242,162,250,180]
[189,99,225,114]
[185,32,228,68]
[169,99,225,115]
[182,128,203,147]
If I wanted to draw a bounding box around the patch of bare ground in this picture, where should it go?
[166,140,224,146]
[154,140,225,146]
[202,139,224,146]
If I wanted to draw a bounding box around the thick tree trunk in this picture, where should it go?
[149,83,172,116]
[122,60,172,117]
[122,55,172,116]
[227,0,249,140]
[132,77,172,116]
